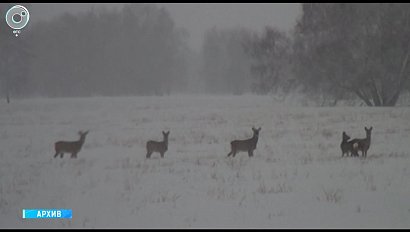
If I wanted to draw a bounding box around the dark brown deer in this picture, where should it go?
[146,131,170,159]
[227,127,261,158]
[340,131,358,157]
[54,130,89,159]
[350,127,373,158]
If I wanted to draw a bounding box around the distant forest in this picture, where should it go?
[1,3,409,106]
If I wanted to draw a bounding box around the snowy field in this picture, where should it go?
[1,95,410,228]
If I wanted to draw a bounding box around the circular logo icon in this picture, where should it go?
[5,5,30,30]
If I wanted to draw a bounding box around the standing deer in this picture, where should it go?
[227,127,261,158]
[54,130,89,159]
[340,131,358,157]
[350,127,373,158]
[146,131,170,159]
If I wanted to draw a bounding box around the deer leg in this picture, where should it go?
[54,152,59,158]
[60,153,64,158]
[160,152,164,158]
[352,149,358,157]
[146,151,152,159]
[248,150,253,157]
[227,151,233,157]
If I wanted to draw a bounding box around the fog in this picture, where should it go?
[29,3,301,52]
[0,3,301,98]
[1,3,409,106]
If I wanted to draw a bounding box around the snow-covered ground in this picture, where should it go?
[1,95,409,228]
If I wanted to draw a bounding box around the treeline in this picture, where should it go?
[1,3,410,106]
[200,3,410,106]
[1,4,190,97]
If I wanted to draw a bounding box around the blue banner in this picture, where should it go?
[22,209,72,219]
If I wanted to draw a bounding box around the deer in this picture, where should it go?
[54,130,89,159]
[146,131,170,159]
[350,127,373,158]
[227,127,261,158]
[340,131,359,157]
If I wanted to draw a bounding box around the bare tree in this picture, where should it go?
[244,27,294,95]
[294,3,410,106]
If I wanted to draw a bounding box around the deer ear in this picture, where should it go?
[258,127,261,131]
[370,127,373,130]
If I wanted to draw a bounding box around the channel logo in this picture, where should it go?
[5,5,30,30]
[22,209,72,219]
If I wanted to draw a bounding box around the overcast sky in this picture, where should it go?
[29,3,301,52]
